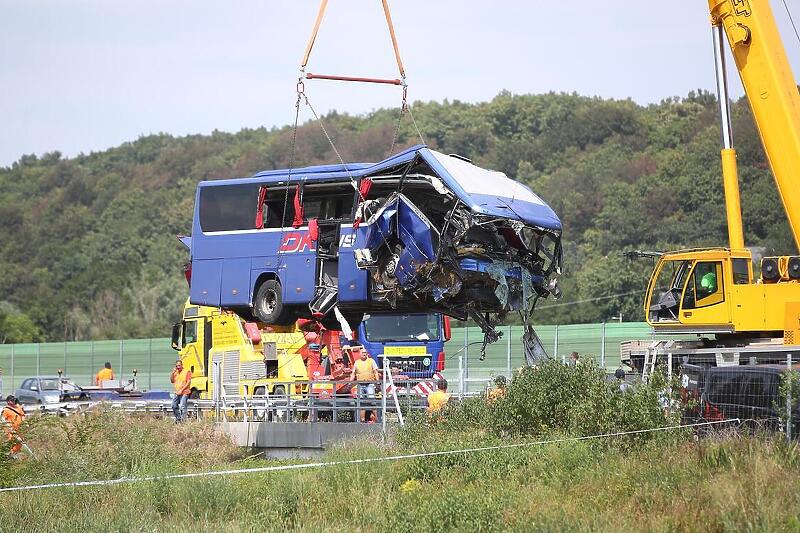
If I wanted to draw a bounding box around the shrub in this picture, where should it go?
[402,359,684,449]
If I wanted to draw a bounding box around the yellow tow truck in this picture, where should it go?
[170,300,308,399]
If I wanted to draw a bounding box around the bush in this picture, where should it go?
[401,359,684,450]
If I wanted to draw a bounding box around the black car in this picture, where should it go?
[680,364,800,435]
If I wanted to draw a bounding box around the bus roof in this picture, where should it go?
[198,145,561,231]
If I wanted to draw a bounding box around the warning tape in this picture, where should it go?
[0,419,739,494]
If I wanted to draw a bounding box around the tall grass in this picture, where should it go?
[1,365,798,531]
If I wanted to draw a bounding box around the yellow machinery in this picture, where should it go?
[644,0,800,348]
[170,300,308,399]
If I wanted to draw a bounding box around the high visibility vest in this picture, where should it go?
[172,369,192,395]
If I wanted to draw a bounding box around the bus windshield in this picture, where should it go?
[362,314,440,342]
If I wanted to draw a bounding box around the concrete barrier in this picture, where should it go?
[217,422,386,458]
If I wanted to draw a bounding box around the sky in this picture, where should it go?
[3,0,800,167]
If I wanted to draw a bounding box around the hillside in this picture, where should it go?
[0,91,790,342]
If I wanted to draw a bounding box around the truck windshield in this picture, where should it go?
[362,314,440,342]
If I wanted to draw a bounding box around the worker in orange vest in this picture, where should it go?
[2,395,25,455]
[94,362,115,387]
[427,379,451,414]
[170,360,193,422]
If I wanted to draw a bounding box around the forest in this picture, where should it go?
[0,90,791,342]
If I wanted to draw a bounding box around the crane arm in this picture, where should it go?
[710,0,800,251]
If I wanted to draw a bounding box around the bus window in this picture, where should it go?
[200,184,260,232]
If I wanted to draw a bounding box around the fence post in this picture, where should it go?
[464,326,469,381]
[600,322,606,371]
[36,343,40,375]
[459,331,465,399]
[149,338,153,390]
[506,324,512,378]
[382,357,388,441]
[667,352,673,383]
[787,353,793,443]
[119,340,124,377]
[554,325,560,363]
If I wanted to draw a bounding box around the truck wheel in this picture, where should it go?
[273,385,287,421]
[253,387,267,420]
[254,280,289,324]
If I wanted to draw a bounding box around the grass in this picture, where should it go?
[1,363,799,531]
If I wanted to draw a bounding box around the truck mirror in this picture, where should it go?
[443,316,452,341]
[171,322,183,350]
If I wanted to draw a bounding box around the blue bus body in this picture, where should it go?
[357,313,448,379]
[185,145,562,333]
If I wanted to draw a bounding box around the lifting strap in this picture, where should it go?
[300,0,406,84]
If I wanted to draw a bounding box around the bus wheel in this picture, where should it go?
[254,280,285,324]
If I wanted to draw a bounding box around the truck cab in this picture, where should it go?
[357,313,450,378]
[171,300,308,398]
[645,248,800,340]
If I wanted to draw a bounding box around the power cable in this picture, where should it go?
[782,0,800,48]
[536,290,642,310]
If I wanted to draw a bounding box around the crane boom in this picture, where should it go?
[643,0,800,342]
[710,0,800,251]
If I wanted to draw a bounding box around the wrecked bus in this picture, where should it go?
[186,145,562,345]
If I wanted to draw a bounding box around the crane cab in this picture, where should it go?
[645,248,800,342]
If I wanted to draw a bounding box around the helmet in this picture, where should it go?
[614,368,626,380]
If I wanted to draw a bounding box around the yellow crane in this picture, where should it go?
[637,0,800,368]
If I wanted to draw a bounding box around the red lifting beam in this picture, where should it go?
[305,72,403,85]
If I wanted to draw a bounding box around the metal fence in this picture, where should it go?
[0,322,652,396]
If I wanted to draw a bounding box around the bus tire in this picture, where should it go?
[254,279,287,324]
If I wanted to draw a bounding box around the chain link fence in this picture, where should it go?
[0,322,652,397]
[441,322,652,394]
[678,355,799,440]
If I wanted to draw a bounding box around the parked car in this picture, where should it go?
[680,364,800,434]
[14,376,90,405]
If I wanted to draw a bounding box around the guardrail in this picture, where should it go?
[19,377,480,424]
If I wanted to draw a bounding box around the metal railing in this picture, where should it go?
[18,376,454,424]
